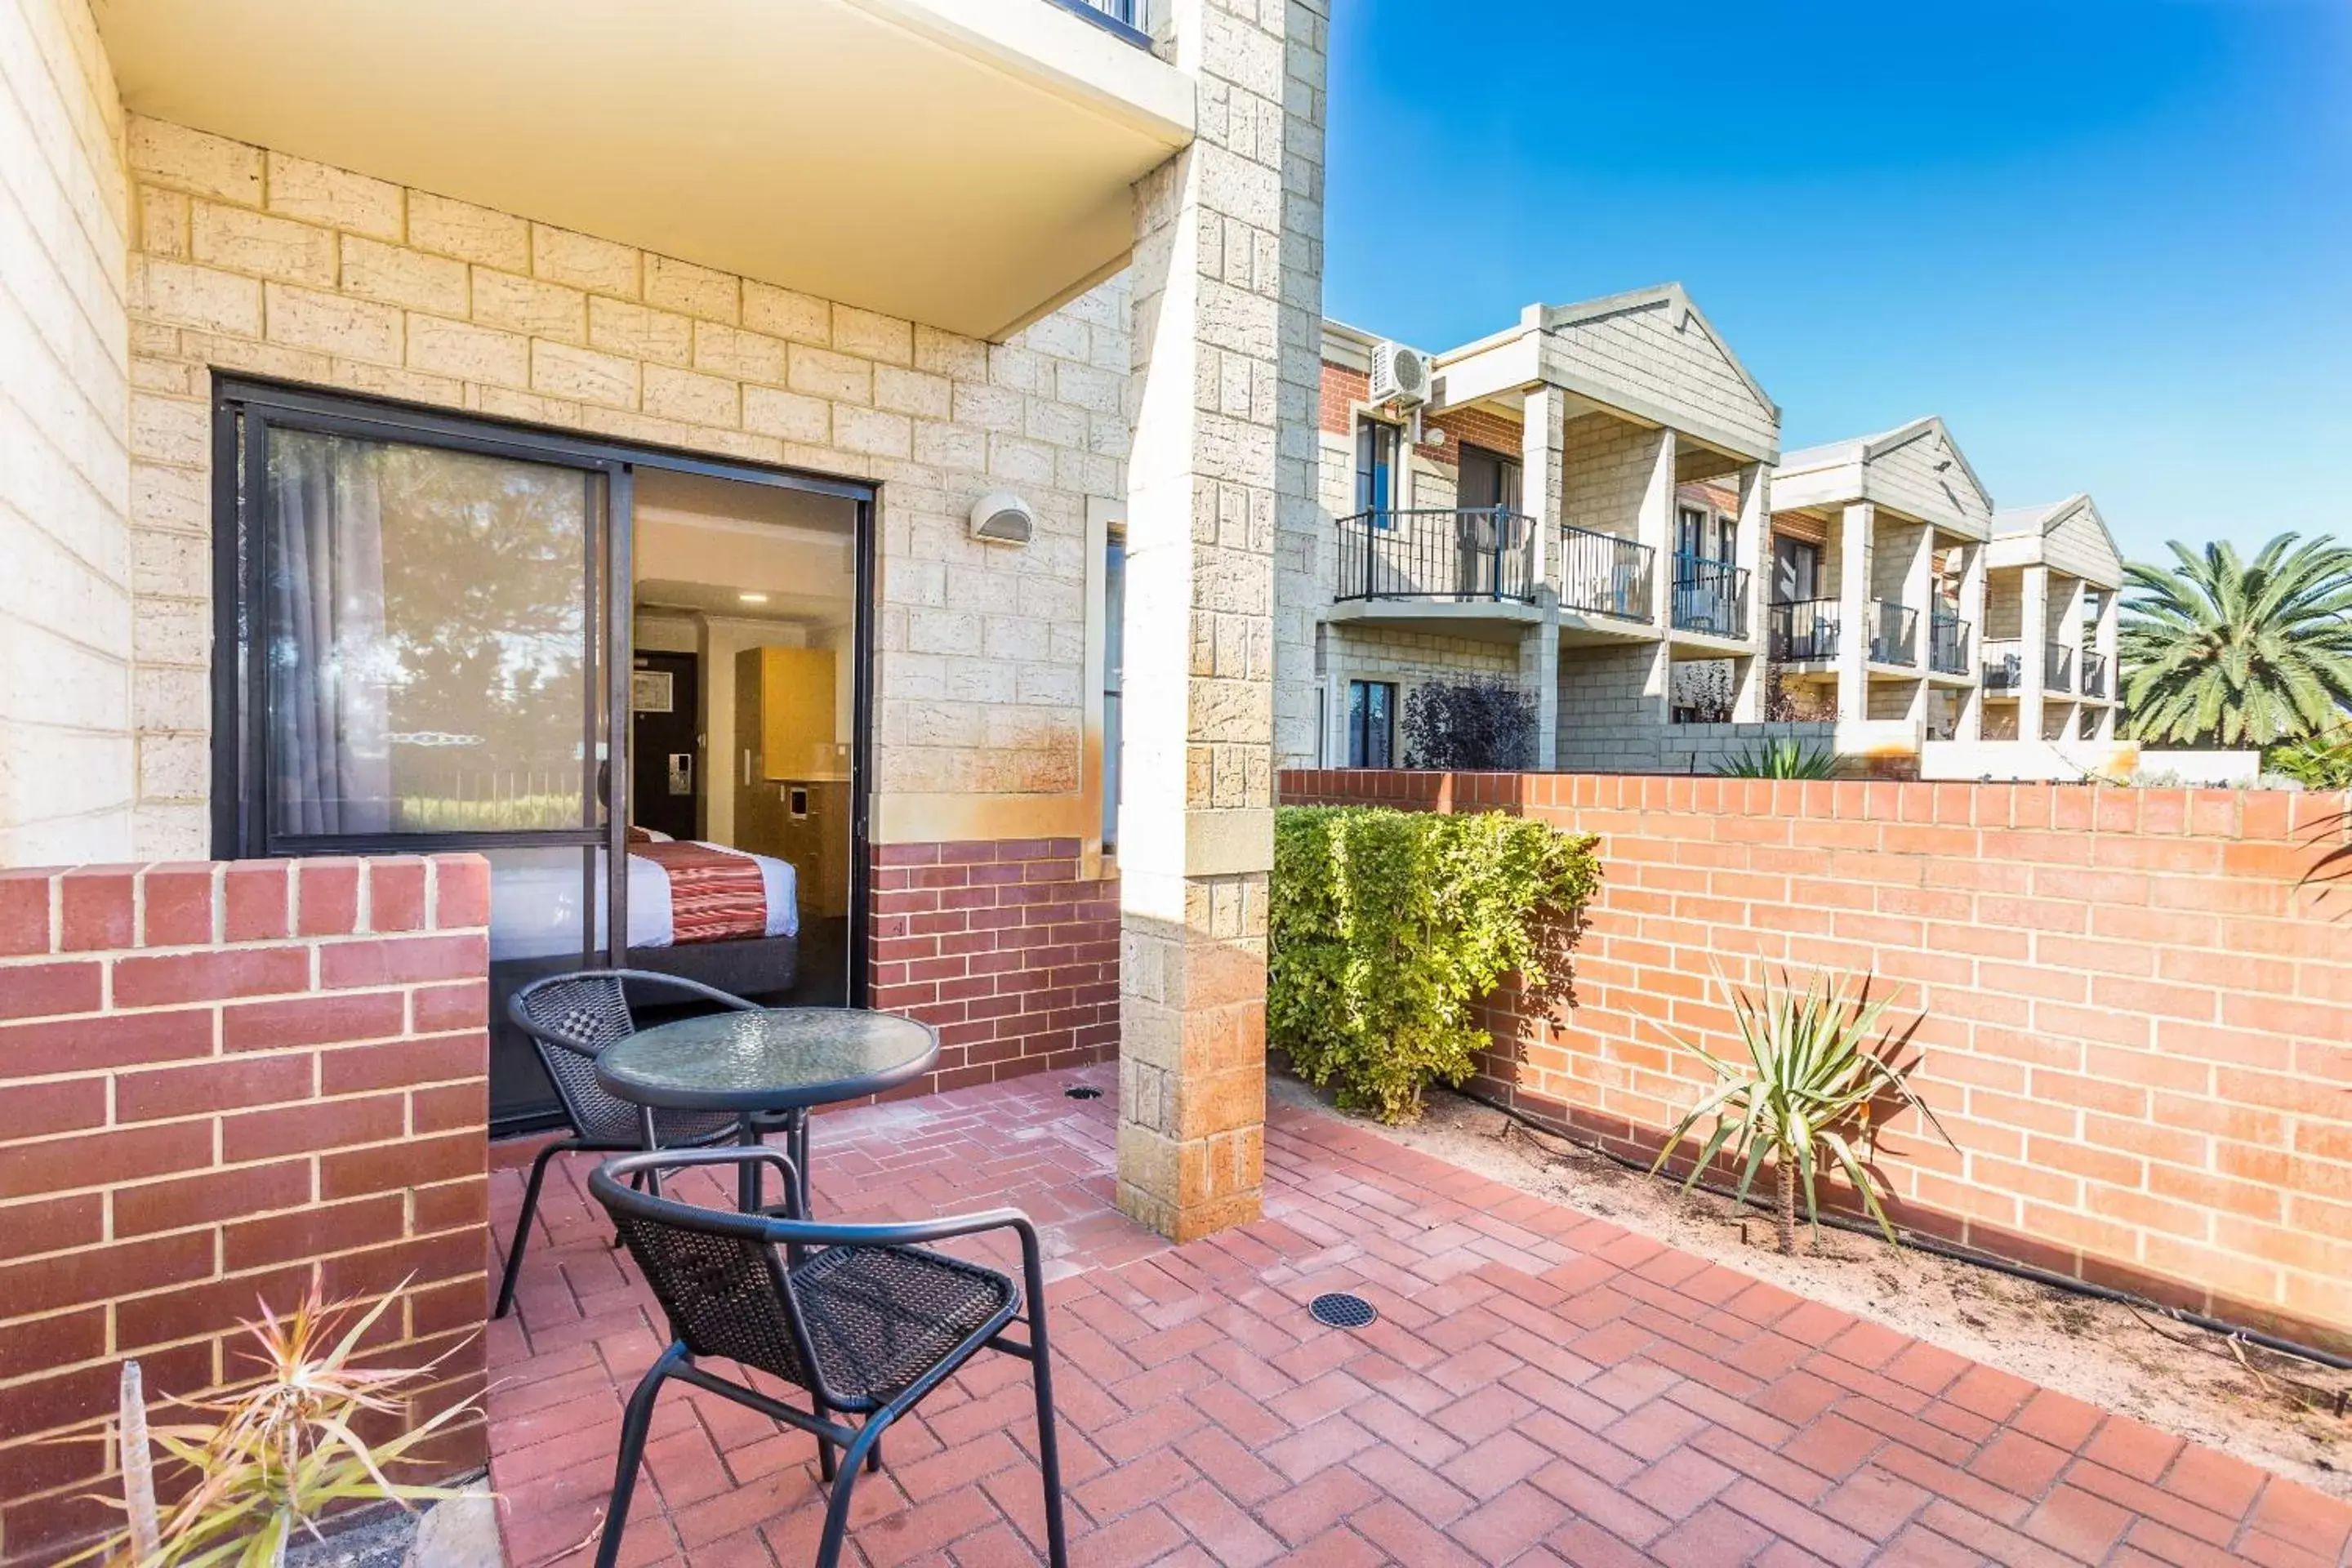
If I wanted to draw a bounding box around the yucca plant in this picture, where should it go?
[1651,969,1949,1254]
[1713,738,1838,779]
[72,1271,479,1568]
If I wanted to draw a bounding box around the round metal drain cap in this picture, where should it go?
[1309,1292,1378,1330]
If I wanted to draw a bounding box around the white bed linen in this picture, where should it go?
[487,842,798,960]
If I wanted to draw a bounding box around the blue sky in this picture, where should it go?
[1322,1,2352,566]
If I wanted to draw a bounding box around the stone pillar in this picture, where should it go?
[1731,462,1768,720]
[1901,525,1935,722]
[2019,563,2049,742]
[1957,542,1987,741]
[1116,0,1325,1244]
[1634,428,1676,724]
[2096,588,2121,737]
[1838,501,1872,722]
[1521,386,1566,765]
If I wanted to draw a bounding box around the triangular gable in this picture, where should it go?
[1860,416,1995,532]
[2039,495,2123,586]
[1536,284,1780,463]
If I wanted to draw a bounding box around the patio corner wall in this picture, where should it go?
[866,839,1120,1093]
[1276,768,2352,1353]
[0,855,492,1563]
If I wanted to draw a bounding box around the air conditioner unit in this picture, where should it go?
[1370,341,1430,408]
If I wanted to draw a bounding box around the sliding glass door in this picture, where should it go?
[216,385,631,1128]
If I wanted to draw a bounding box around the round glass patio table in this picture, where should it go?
[596,1008,938,1214]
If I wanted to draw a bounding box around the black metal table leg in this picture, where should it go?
[738,1115,763,1212]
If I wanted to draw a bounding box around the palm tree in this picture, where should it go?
[2119,533,2352,748]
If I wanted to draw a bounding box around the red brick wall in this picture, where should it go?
[1318,359,1525,465]
[866,840,1119,1093]
[1277,769,2352,1351]
[0,857,492,1563]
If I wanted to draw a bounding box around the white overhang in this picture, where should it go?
[92,0,1196,342]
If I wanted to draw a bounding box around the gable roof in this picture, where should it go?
[1990,494,2124,587]
[1773,416,1996,537]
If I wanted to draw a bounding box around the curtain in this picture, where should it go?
[268,432,393,835]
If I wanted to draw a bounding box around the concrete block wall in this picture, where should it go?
[1542,298,1778,461]
[1554,641,1667,769]
[119,116,1133,856]
[1281,769,2352,1352]
[1654,719,1842,776]
[0,854,492,1559]
[0,0,131,866]
[1561,412,1655,541]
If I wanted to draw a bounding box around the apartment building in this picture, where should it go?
[1298,303,2126,775]
[1298,286,1784,773]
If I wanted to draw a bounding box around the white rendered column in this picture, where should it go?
[1637,428,1677,723]
[1958,542,1988,741]
[2096,589,2121,735]
[1838,502,1873,722]
[1521,385,1566,764]
[2019,564,2050,742]
[1731,462,1767,719]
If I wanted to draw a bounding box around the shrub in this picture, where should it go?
[1401,678,1536,769]
[1268,805,1599,1122]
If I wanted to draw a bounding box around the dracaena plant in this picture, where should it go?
[1652,969,1949,1254]
[72,1270,479,1568]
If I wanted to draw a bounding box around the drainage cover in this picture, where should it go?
[1309,1292,1378,1330]
[1063,1085,1102,1100]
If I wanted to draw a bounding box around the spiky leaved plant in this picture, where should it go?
[1652,969,1950,1254]
[73,1270,479,1568]
[1713,738,1838,780]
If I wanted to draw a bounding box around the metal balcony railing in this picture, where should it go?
[1671,554,1750,640]
[1559,523,1654,621]
[1334,509,1537,604]
[1048,0,1152,46]
[2046,641,2075,693]
[1930,611,1969,675]
[1983,639,2023,692]
[2082,650,2109,700]
[1869,600,1918,666]
[1768,599,1840,662]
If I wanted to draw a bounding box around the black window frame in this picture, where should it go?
[209,375,880,989]
[1346,679,1396,768]
[1355,417,1400,520]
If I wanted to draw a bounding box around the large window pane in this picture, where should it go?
[265,430,599,836]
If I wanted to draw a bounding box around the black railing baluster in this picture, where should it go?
[1333,509,1539,605]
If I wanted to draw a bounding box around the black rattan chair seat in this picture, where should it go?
[794,1245,1017,1404]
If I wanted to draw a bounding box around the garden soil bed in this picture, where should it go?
[1272,1076,2352,1501]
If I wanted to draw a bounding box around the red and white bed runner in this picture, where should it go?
[630,839,768,944]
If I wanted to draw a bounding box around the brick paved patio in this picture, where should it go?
[484,1066,2352,1567]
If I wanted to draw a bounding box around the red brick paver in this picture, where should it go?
[485,1068,2352,1566]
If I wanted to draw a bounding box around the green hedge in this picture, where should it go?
[1268,805,1601,1123]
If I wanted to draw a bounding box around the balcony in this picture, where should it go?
[1983,639,2023,693]
[1335,509,1537,604]
[1671,555,1750,640]
[1869,600,1918,666]
[93,0,1192,341]
[1768,599,1840,662]
[1051,0,1152,44]
[1930,611,1970,676]
[2083,650,2109,700]
[2047,642,2075,693]
[1560,523,1655,621]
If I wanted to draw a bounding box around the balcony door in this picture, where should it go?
[214,381,876,1132]
[1456,445,1521,599]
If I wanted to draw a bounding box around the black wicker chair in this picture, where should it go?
[587,1147,1069,1568]
[496,969,764,1319]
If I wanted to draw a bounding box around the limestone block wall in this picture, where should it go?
[0,0,131,866]
[118,117,1131,858]
[1655,719,1842,775]
[1541,297,1778,461]
[1554,641,1667,769]
[1562,412,1655,541]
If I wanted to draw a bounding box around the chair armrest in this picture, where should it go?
[754,1207,1038,1254]
[592,1145,804,1227]
[608,968,764,1013]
